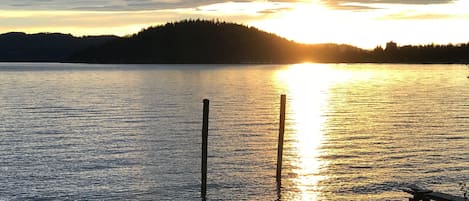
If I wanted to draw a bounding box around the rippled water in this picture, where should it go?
[0,63,468,200]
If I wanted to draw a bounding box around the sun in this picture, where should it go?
[248,2,383,49]
[250,3,320,43]
[250,3,345,43]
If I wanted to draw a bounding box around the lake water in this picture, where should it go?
[1,63,468,200]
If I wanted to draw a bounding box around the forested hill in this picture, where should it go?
[1,20,469,64]
[69,20,311,64]
[69,20,469,64]
[0,32,118,62]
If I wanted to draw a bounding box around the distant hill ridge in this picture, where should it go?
[1,19,469,64]
[0,32,118,62]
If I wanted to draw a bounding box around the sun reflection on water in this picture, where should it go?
[275,63,353,200]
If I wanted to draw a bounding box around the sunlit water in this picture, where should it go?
[1,63,468,200]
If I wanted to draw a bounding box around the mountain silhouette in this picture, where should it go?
[0,32,118,62]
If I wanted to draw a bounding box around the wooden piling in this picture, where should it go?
[276,94,286,185]
[201,99,209,198]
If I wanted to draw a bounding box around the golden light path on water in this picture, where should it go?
[274,64,362,200]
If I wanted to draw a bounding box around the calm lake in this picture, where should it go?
[1,63,468,200]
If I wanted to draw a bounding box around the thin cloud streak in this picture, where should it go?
[320,0,455,10]
[378,12,456,20]
[1,0,222,11]
[195,2,296,15]
[0,0,456,11]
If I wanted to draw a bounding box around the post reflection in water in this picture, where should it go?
[275,64,352,200]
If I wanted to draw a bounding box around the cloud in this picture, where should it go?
[377,11,458,20]
[195,2,297,16]
[256,7,294,14]
[1,0,456,12]
[1,0,222,11]
[320,0,455,10]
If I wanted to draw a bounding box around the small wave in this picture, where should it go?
[351,181,413,194]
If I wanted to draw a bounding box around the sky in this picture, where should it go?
[1,0,469,49]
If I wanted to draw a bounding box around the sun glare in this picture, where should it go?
[274,63,353,199]
[249,2,385,48]
[250,1,469,49]
[251,3,330,44]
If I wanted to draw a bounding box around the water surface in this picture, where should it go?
[1,63,468,200]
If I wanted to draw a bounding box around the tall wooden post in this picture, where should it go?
[201,99,209,198]
[276,94,286,185]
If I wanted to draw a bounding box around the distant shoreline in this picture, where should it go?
[1,20,469,65]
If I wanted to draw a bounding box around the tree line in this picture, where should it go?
[1,19,469,64]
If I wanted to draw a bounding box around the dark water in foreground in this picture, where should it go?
[1,63,468,200]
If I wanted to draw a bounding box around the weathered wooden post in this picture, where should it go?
[276,94,286,186]
[201,99,209,198]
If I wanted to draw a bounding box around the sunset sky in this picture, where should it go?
[1,0,468,49]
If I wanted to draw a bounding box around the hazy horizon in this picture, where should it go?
[1,0,469,49]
